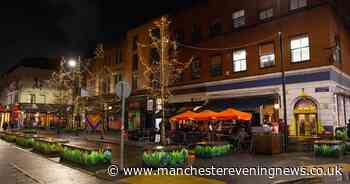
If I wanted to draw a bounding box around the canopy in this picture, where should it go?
[217,108,252,121]
[193,110,219,121]
[170,111,197,122]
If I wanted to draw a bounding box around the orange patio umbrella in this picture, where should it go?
[170,111,197,122]
[217,108,252,121]
[193,110,219,121]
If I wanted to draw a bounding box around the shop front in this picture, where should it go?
[293,97,319,136]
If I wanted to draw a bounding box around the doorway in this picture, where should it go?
[294,98,318,136]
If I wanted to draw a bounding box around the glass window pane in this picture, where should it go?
[233,10,244,19]
[291,39,300,49]
[301,47,310,61]
[233,49,246,60]
[299,0,307,8]
[292,49,301,62]
[300,37,309,47]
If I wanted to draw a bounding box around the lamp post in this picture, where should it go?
[67,57,81,129]
[279,32,288,152]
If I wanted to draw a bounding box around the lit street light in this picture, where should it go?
[68,59,77,68]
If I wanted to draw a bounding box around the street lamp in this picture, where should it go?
[68,59,77,68]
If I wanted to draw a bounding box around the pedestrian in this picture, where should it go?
[2,122,8,131]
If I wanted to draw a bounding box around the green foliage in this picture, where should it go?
[60,147,111,167]
[33,141,63,155]
[16,137,35,148]
[314,144,345,157]
[143,149,188,168]
[2,134,16,142]
[335,129,348,141]
[20,129,38,134]
[194,144,232,158]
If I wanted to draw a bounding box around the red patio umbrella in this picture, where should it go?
[170,111,197,122]
[217,108,252,121]
[193,110,219,121]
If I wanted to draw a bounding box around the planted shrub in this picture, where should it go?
[16,137,35,148]
[143,149,188,168]
[3,134,16,142]
[60,147,111,167]
[314,144,345,157]
[335,128,348,141]
[194,144,232,158]
[33,141,63,155]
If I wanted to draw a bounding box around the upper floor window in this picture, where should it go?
[259,8,274,20]
[151,28,160,39]
[232,10,245,28]
[209,19,223,37]
[191,24,202,44]
[290,35,310,63]
[191,57,201,79]
[29,94,36,104]
[210,55,223,77]
[290,0,307,11]
[132,54,139,71]
[132,35,138,50]
[333,35,341,64]
[233,49,247,72]
[259,43,275,68]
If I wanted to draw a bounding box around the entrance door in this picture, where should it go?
[296,113,317,136]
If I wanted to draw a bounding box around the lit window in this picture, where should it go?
[290,36,310,63]
[233,49,247,72]
[259,8,274,20]
[290,0,307,10]
[114,72,122,85]
[210,55,223,77]
[259,43,275,68]
[232,10,245,28]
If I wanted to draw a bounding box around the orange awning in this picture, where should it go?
[170,111,197,122]
[217,108,252,121]
[193,110,219,121]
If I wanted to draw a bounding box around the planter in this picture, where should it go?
[194,142,232,158]
[60,144,112,169]
[1,132,18,142]
[15,136,35,148]
[314,140,345,157]
[143,145,188,168]
[33,138,68,156]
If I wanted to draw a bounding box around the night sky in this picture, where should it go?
[0,0,195,73]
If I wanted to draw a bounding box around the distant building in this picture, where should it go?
[0,57,61,128]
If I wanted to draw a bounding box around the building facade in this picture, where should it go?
[0,58,61,128]
[92,0,350,136]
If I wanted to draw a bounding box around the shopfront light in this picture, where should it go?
[274,104,280,110]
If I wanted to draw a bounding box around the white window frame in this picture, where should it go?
[290,35,310,63]
[290,0,307,11]
[232,10,245,28]
[233,49,247,72]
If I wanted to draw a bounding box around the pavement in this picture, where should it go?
[0,140,113,184]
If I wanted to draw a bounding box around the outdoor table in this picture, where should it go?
[254,133,282,154]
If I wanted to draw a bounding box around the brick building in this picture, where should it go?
[92,0,350,136]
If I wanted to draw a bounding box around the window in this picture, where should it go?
[149,48,160,65]
[101,79,110,95]
[116,48,122,64]
[191,24,202,44]
[233,49,247,72]
[232,10,245,28]
[114,73,122,85]
[191,57,201,79]
[290,35,310,63]
[151,28,160,39]
[259,8,274,20]
[333,35,341,64]
[29,94,36,104]
[132,35,138,50]
[210,55,223,77]
[259,43,275,68]
[175,31,185,44]
[209,20,223,37]
[290,0,307,10]
[41,95,46,104]
[132,72,139,90]
[132,54,138,71]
